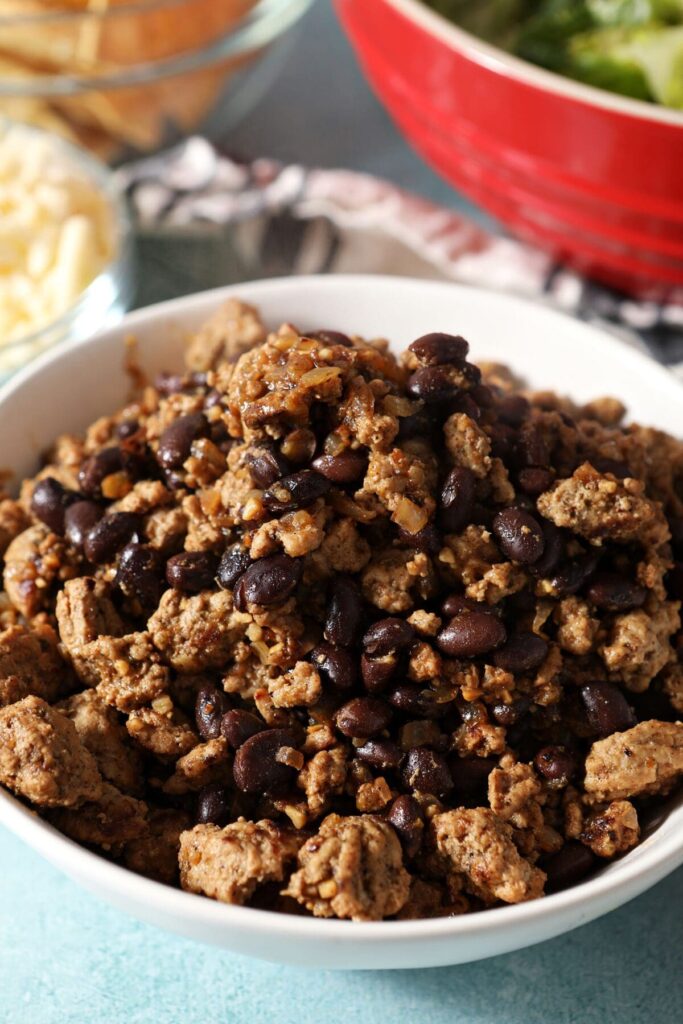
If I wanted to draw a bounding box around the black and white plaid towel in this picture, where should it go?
[118,137,683,380]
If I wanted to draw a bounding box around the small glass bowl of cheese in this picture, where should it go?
[0,119,132,378]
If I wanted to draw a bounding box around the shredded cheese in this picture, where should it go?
[0,124,115,347]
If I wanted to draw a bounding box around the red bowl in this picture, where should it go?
[335,0,683,299]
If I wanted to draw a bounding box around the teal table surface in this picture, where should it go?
[1,826,682,1024]
[2,3,682,1021]
[0,827,679,1019]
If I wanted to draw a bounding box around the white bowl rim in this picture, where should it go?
[386,0,683,128]
[0,273,681,949]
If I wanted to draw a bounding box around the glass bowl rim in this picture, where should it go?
[0,0,314,96]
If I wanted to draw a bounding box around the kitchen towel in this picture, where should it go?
[118,136,683,378]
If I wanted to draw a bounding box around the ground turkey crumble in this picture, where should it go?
[0,300,680,921]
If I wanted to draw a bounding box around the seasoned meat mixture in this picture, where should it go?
[0,298,681,921]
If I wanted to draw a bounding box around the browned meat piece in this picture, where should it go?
[49,782,147,849]
[179,819,302,904]
[58,689,144,795]
[0,499,29,557]
[126,705,198,761]
[0,623,69,707]
[0,695,102,807]
[148,589,244,673]
[124,808,191,884]
[185,299,267,372]
[283,813,410,921]
[584,721,683,802]
[537,463,668,547]
[433,808,545,904]
[579,800,640,858]
[4,525,74,618]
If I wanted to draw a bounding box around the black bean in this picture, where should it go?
[64,500,103,549]
[195,683,231,741]
[398,409,434,441]
[196,784,231,826]
[285,433,324,470]
[310,642,356,691]
[324,575,362,647]
[243,442,290,489]
[492,633,549,675]
[115,419,139,440]
[311,451,368,485]
[263,470,330,515]
[450,756,497,806]
[156,412,209,470]
[216,544,251,590]
[440,594,475,618]
[450,394,481,422]
[30,477,77,534]
[505,587,536,614]
[407,365,461,403]
[517,467,554,496]
[490,697,530,727]
[639,802,669,839]
[463,363,482,386]
[204,389,223,411]
[387,684,443,719]
[488,422,516,462]
[396,523,442,554]
[361,653,398,693]
[515,422,550,468]
[543,842,597,893]
[586,572,647,612]
[387,794,425,858]
[408,332,469,366]
[221,709,264,749]
[362,617,415,657]
[232,728,299,795]
[462,501,491,530]
[629,685,677,724]
[591,456,630,479]
[78,447,124,497]
[437,609,506,658]
[529,521,565,578]
[493,507,545,564]
[335,697,392,739]
[534,746,576,787]
[670,516,683,558]
[155,371,185,395]
[497,394,529,427]
[355,739,402,770]
[116,543,164,608]
[666,563,683,601]
[580,681,636,737]
[166,551,218,593]
[401,747,453,796]
[440,465,476,533]
[235,554,303,608]
[83,512,141,563]
[312,329,353,347]
[163,470,186,491]
[547,552,599,596]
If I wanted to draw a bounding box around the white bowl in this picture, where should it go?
[0,275,681,969]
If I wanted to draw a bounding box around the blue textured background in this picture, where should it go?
[1,828,682,1023]
[2,3,682,1020]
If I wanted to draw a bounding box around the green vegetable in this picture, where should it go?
[571,23,683,105]
[425,0,683,108]
[426,1,535,47]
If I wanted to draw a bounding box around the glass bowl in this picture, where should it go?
[0,0,314,161]
[0,120,133,380]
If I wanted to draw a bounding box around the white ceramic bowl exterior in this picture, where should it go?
[0,276,681,969]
